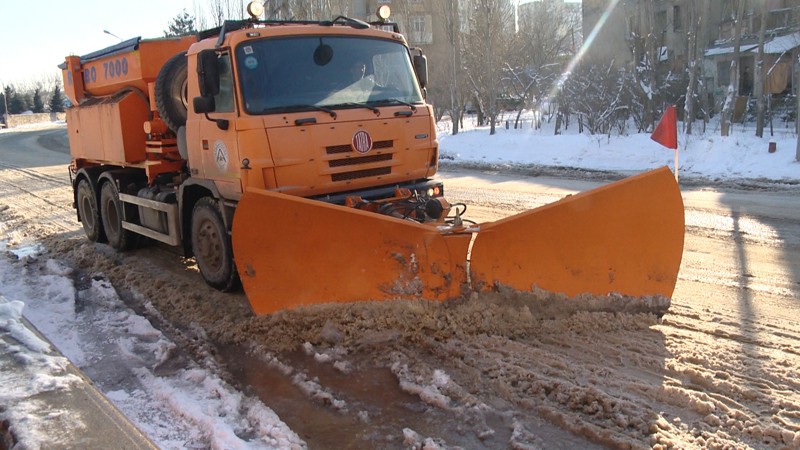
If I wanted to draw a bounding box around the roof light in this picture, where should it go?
[377,5,391,21]
[247,1,264,19]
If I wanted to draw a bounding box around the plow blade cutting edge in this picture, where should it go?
[232,166,684,315]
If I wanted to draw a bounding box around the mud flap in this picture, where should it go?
[232,188,471,315]
[469,166,685,298]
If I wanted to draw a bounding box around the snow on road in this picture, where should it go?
[0,241,303,449]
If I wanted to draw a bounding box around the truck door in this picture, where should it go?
[197,52,241,200]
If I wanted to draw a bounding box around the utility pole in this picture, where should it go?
[0,79,9,127]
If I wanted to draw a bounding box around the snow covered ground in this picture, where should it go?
[1,118,799,449]
[437,115,800,183]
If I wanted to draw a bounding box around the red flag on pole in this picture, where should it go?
[651,105,678,149]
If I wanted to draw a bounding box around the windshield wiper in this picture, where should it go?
[327,102,380,115]
[261,104,337,119]
[368,98,418,112]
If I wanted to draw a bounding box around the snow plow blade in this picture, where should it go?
[232,188,471,316]
[233,167,683,315]
[470,166,685,298]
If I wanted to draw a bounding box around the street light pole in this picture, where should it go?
[103,29,123,42]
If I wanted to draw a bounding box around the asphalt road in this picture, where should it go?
[2,124,799,448]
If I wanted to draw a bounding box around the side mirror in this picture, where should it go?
[197,49,221,97]
[193,95,216,114]
[413,53,428,89]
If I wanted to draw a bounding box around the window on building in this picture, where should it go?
[673,5,682,31]
[656,10,667,32]
[717,61,730,87]
[626,14,637,38]
[410,15,425,34]
[406,14,432,44]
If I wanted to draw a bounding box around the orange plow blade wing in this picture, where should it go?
[470,166,685,298]
[232,188,471,315]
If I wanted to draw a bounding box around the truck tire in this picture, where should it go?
[155,53,188,133]
[76,179,105,243]
[191,198,239,291]
[100,182,136,251]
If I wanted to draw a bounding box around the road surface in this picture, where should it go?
[1,124,798,449]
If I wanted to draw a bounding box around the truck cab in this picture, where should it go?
[184,16,439,204]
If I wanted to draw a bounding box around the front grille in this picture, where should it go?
[332,167,391,182]
[326,144,351,154]
[329,153,393,168]
[326,140,393,154]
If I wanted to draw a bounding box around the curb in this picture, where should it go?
[0,302,158,450]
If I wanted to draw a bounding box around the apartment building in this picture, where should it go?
[582,0,800,104]
[705,1,800,99]
[582,0,721,71]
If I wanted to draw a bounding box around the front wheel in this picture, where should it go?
[191,198,239,291]
[76,179,105,243]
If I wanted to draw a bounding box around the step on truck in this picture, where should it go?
[61,3,685,315]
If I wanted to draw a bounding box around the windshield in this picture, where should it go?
[235,36,423,115]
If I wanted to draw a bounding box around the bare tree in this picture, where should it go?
[197,0,246,27]
[754,0,768,137]
[796,74,800,159]
[292,0,352,20]
[685,0,711,135]
[463,0,513,135]
[507,0,579,129]
[439,0,466,135]
[720,0,746,137]
[265,0,293,19]
[624,0,660,133]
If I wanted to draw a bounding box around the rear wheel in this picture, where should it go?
[191,198,239,291]
[100,181,136,251]
[76,179,105,242]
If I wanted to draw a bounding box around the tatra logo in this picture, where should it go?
[213,140,229,172]
[352,130,373,154]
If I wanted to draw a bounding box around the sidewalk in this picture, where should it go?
[0,298,157,450]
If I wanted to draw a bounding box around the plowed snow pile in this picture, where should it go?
[31,231,800,449]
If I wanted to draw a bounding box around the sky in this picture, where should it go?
[1,115,799,447]
[0,0,584,88]
[0,0,191,86]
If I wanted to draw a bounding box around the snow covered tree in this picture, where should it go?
[563,63,632,136]
[164,9,198,37]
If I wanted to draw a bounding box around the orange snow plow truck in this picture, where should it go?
[61,4,684,315]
